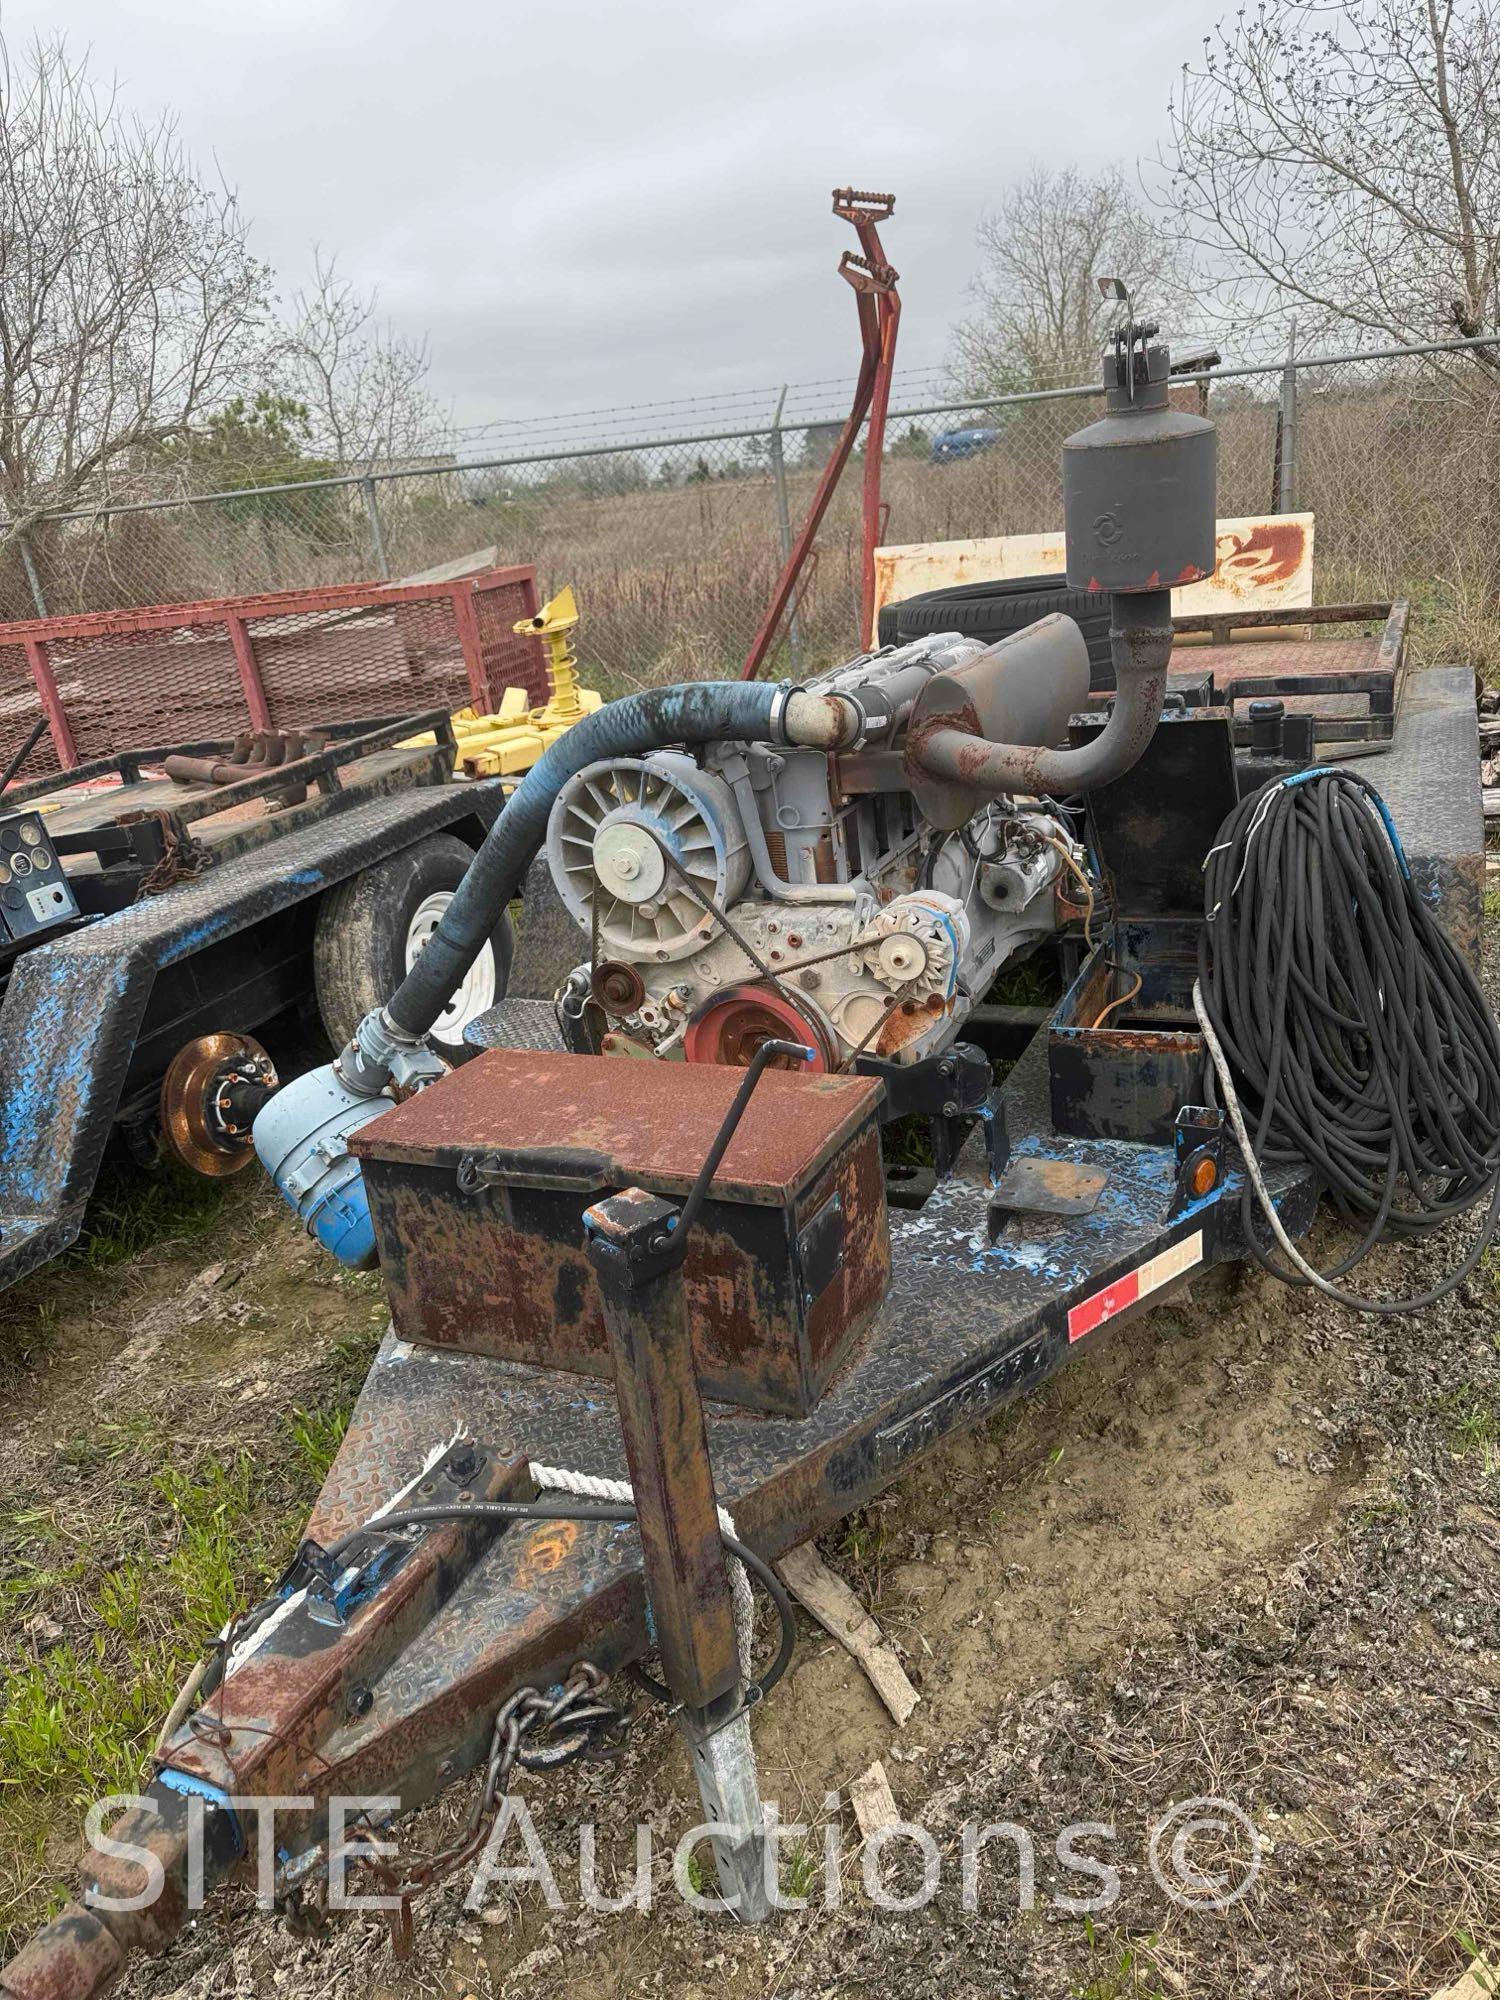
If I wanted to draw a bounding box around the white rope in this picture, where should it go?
[530,1460,756,1681]
[1192,977,1347,1299]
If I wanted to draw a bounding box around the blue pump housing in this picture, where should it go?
[252,1065,390,1268]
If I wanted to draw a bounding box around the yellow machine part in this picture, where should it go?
[402,583,604,778]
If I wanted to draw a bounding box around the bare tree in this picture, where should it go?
[1161,0,1500,365]
[949,164,1195,397]
[275,253,445,470]
[0,30,272,532]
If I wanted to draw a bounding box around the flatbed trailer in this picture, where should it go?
[0,713,509,1291]
[3,292,1495,1996]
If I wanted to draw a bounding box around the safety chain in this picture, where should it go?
[346,1662,627,1958]
[133,810,209,897]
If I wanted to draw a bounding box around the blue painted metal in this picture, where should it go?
[253,1066,387,1269]
[0,778,504,1292]
[152,1770,244,1857]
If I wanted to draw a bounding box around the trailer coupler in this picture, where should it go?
[0,1438,635,2000]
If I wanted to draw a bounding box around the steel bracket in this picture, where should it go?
[1167,1105,1227,1219]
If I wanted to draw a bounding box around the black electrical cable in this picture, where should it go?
[331,1500,798,1704]
[1195,767,1500,1312]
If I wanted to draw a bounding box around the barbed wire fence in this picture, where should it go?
[2,338,1497,695]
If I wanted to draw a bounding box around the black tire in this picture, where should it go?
[877,572,1116,689]
[313,834,512,1060]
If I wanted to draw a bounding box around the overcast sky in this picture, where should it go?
[6,0,1200,429]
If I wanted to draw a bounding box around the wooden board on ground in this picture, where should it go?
[849,1761,901,1845]
[778,1541,920,1725]
[873,514,1315,633]
[1430,1958,1498,2000]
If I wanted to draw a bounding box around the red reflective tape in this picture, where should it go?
[1068,1270,1139,1341]
[1067,1231,1204,1344]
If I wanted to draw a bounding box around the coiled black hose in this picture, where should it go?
[1194,767,1500,1312]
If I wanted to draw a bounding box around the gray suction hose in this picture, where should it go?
[907,591,1173,803]
[342,678,861,1092]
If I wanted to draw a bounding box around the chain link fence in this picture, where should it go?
[4,339,1497,695]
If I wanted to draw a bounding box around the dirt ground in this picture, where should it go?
[3,924,1498,2000]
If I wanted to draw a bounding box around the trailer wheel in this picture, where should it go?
[314,835,511,1060]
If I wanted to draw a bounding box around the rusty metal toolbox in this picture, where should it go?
[349,1048,890,1417]
[1049,709,1239,1145]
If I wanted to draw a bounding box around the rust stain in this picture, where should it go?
[352,1048,881,1200]
[1213,520,1308,598]
[523,1521,579,1577]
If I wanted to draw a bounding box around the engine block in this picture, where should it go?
[543,634,1080,1071]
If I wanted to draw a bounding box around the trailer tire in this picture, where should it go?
[877,572,1116,689]
[314,835,511,1060]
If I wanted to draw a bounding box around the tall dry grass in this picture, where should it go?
[5,361,1497,686]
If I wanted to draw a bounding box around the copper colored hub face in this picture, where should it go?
[684,984,833,1072]
[159,1032,279,1177]
[592,960,646,1016]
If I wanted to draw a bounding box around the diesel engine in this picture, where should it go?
[543,633,1083,1073]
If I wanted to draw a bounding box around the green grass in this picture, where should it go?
[684,1845,710,1899]
[1442,1388,1500,1473]
[780,1836,818,1901]
[0,1402,355,1950]
[2,1450,285,1794]
[988,952,1065,1009]
[285,1400,352,1484]
[59,1161,228,1273]
[1354,1491,1409,1529]
[1454,1933,1498,1993]
[1071,1919,1167,2000]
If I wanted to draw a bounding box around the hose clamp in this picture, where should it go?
[767,683,803,745]
[836,691,872,750]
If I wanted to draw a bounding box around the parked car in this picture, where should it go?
[930,425,1001,464]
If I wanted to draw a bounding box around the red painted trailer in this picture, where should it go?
[0,566,546,780]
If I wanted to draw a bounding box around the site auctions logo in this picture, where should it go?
[1149,1795,1265,1911]
[82,1790,1265,1919]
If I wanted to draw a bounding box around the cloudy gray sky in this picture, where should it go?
[6,0,1199,430]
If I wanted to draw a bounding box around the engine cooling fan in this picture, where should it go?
[545,753,750,963]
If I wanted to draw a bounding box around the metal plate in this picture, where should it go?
[989,1155,1109,1216]
[797,1191,846,1308]
[1070,707,1239,919]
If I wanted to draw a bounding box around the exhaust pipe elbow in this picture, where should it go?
[905,594,1173,822]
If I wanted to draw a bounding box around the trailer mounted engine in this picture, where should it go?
[543,634,1082,1072]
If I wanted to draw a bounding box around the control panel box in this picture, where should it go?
[0,813,77,942]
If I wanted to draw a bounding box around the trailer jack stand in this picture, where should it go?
[681,1692,773,1923]
[586,1184,773,1922]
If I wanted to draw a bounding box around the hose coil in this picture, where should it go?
[1195,767,1500,1312]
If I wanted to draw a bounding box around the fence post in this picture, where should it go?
[767,386,802,669]
[17,531,48,618]
[361,476,391,580]
[1277,319,1299,514]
